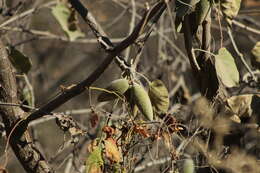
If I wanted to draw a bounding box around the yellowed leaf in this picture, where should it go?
[104,138,121,163]
[221,0,241,26]
[148,80,169,114]
[51,1,85,41]
[89,164,102,173]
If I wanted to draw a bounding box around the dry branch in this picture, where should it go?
[0,40,53,173]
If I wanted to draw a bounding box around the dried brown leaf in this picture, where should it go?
[104,138,122,163]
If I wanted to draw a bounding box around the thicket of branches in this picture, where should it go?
[0,0,259,173]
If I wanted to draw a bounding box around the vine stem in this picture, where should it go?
[227,27,256,81]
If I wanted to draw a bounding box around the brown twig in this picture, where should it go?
[0,1,55,28]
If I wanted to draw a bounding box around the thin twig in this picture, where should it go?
[1,26,174,44]
[124,0,136,62]
[232,20,260,35]
[227,27,256,80]
[0,1,55,28]
[134,157,171,172]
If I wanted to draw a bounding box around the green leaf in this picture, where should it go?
[183,158,195,173]
[8,46,32,73]
[51,2,85,41]
[221,0,241,26]
[86,146,103,173]
[124,88,138,117]
[22,85,34,107]
[196,0,211,25]
[148,80,169,114]
[215,48,239,87]
[251,41,260,64]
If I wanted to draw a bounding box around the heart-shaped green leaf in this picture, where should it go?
[215,48,239,87]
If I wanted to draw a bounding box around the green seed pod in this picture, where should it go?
[132,83,153,121]
[124,88,138,117]
[98,79,129,102]
[148,80,169,114]
[183,158,195,173]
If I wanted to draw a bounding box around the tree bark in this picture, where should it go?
[0,40,53,173]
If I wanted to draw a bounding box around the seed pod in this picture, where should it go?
[124,88,138,117]
[148,80,169,114]
[132,83,153,121]
[98,79,129,102]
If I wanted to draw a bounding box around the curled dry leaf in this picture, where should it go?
[132,83,153,121]
[221,0,241,26]
[54,113,85,143]
[148,80,170,114]
[102,126,116,137]
[226,94,253,118]
[230,114,241,123]
[134,125,150,138]
[98,78,129,102]
[104,138,122,163]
